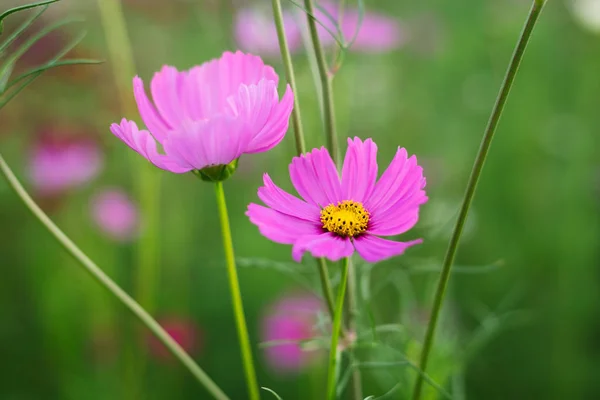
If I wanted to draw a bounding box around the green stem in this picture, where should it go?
[345,260,363,400]
[0,153,229,400]
[317,257,337,318]
[303,0,339,165]
[214,181,260,400]
[326,257,350,400]
[411,2,546,399]
[271,0,306,155]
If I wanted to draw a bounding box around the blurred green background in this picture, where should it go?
[1,0,599,399]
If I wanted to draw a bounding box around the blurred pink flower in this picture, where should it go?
[233,3,405,57]
[235,8,302,57]
[91,189,139,242]
[262,292,326,372]
[146,317,201,361]
[110,51,294,174]
[315,2,407,52]
[247,138,427,263]
[28,132,103,196]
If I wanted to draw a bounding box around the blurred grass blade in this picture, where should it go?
[0,153,231,400]
[0,61,13,91]
[3,16,83,70]
[0,0,59,34]
[261,387,283,400]
[2,58,100,94]
[0,4,48,54]
[0,30,101,108]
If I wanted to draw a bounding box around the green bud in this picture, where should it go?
[193,158,239,183]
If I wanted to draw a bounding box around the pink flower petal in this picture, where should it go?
[184,51,278,119]
[257,173,320,221]
[341,137,378,203]
[109,119,191,173]
[289,147,341,207]
[150,66,187,129]
[243,83,294,154]
[162,115,251,170]
[353,235,422,263]
[366,148,427,236]
[246,203,322,245]
[291,233,354,262]
[365,147,410,211]
[133,76,170,143]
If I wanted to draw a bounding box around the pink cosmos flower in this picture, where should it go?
[28,132,103,196]
[91,189,139,242]
[235,8,303,57]
[146,317,201,362]
[262,293,326,372]
[315,2,407,53]
[247,137,427,263]
[110,51,294,174]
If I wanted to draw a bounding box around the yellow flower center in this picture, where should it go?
[320,200,370,238]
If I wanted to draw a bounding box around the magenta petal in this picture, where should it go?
[341,137,378,203]
[257,174,320,221]
[150,66,187,129]
[247,203,322,245]
[109,119,191,173]
[365,148,411,211]
[353,235,422,263]
[368,194,427,236]
[244,84,294,154]
[289,147,341,207]
[185,51,279,119]
[132,76,170,143]
[291,233,354,262]
[162,116,251,170]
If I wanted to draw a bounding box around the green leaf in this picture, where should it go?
[2,58,101,94]
[0,4,48,55]
[261,387,283,400]
[2,16,84,70]
[0,0,59,35]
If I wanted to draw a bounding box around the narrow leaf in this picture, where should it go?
[0,0,59,34]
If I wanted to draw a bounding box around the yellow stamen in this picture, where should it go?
[320,200,369,237]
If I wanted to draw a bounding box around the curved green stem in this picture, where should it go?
[303,0,339,165]
[411,2,546,399]
[214,181,260,400]
[326,257,350,400]
[0,152,229,400]
[271,0,306,155]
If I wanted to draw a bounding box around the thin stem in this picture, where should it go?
[271,0,306,155]
[346,260,363,400]
[214,181,260,400]
[411,2,546,399]
[317,257,337,317]
[303,0,339,165]
[0,153,229,400]
[326,257,350,400]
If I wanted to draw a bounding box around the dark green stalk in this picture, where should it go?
[271,0,306,154]
[303,0,339,164]
[411,1,546,399]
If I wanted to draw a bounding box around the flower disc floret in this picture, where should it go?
[320,200,369,237]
